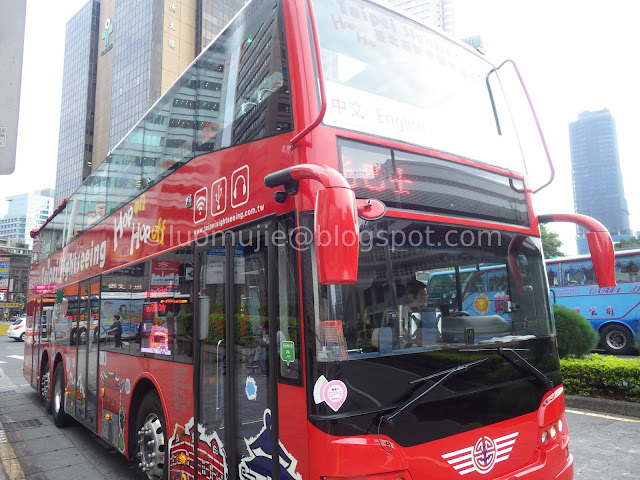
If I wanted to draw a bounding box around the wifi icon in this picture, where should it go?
[193,187,208,224]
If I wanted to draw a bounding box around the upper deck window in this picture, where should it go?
[313,0,526,173]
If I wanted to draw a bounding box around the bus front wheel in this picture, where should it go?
[134,392,167,480]
[41,360,52,413]
[600,324,634,355]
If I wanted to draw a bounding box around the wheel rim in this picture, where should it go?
[137,412,165,479]
[605,330,626,350]
[41,371,50,400]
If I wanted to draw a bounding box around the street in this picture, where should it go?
[1,336,639,479]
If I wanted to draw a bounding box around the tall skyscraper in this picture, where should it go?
[54,0,245,205]
[381,0,454,34]
[569,109,631,253]
[54,0,100,206]
[0,190,54,247]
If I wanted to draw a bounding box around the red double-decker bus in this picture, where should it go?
[24,1,616,479]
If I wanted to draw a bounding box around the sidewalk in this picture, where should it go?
[566,394,640,419]
[0,370,26,480]
[0,418,26,480]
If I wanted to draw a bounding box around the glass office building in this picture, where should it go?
[54,0,246,206]
[0,190,54,247]
[569,109,631,253]
[54,0,100,205]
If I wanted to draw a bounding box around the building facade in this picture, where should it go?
[0,239,31,314]
[54,0,246,205]
[569,109,631,254]
[382,0,454,34]
[0,190,54,248]
[54,0,100,205]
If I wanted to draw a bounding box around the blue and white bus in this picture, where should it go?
[547,249,640,355]
[421,249,639,354]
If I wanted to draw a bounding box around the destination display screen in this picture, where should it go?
[338,138,530,227]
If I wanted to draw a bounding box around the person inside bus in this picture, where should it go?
[106,314,123,349]
[402,279,427,346]
[250,322,286,375]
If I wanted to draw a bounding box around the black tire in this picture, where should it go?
[52,363,70,427]
[600,324,634,355]
[20,332,25,341]
[134,393,167,480]
[41,361,52,414]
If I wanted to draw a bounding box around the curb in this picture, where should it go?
[565,395,640,419]
[0,419,26,480]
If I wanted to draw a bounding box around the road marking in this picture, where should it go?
[7,355,23,360]
[0,361,6,364]
[565,408,640,423]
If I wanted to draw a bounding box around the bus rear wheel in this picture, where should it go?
[134,392,167,480]
[52,363,70,427]
[600,324,634,355]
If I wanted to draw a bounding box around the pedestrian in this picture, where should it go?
[106,314,123,348]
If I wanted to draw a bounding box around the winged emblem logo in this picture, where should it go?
[441,432,519,475]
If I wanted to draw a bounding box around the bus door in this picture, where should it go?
[24,298,40,389]
[195,221,277,479]
[74,278,100,429]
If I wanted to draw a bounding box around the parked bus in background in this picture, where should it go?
[23,1,616,479]
[547,249,640,355]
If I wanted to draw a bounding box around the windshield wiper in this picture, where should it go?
[380,358,490,426]
[461,347,554,390]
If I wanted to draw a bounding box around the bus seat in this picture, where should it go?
[371,327,392,354]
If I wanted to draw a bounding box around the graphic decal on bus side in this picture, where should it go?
[239,409,302,480]
[100,369,127,453]
[441,432,519,475]
[168,418,227,480]
[313,375,348,412]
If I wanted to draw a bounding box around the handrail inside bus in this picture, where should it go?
[30,199,68,239]
[495,59,555,194]
[289,0,327,150]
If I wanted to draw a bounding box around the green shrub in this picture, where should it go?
[561,355,640,403]
[553,304,598,358]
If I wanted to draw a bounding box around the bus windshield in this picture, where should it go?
[313,0,525,172]
[303,218,554,415]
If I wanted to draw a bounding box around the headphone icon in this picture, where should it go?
[233,175,246,199]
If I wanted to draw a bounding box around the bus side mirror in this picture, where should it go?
[538,213,616,288]
[315,187,359,284]
[198,295,210,341]
[586,231,616,287]
[265,164,360,285]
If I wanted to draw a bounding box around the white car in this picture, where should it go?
[7,316,26,341]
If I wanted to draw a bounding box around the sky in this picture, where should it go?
[1,0,638,255]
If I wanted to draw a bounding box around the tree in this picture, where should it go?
[614,235,640,250]
[540,225,565,259]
